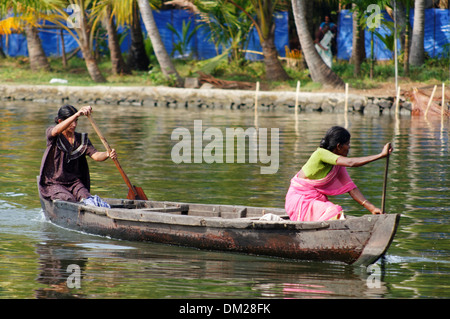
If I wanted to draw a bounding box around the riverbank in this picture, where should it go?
[0,83,412,115]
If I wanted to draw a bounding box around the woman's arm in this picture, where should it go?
[349,188,383,214]
[336,143,392,167]
[90,149,117,162]
[51,105,92,136]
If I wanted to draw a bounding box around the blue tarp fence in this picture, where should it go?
[2,8,449,62]
[0,9,289,61]
[337,8,450,60]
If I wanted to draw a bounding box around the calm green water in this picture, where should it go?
[0,101,449,299]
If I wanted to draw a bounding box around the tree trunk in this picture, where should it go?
[291,0,344,89]
[24,24,51,72]
[83,49,107,83]
[403,1,411,76]
[260,25,290,81]
[127,1,150,71]
[137,0,183,86]
[104,6,131,75]
[78,4,106,83]
[227,0,289,81]
[0,35,6,58]
[409,0,425,66]
[350,5,365,77]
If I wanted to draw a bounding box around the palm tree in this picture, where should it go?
[166,0,254,66]
[94,0,149,73]
[41,0,106,82]
[291,0,344,88]
[227,0,290,81]
[409,0,424,66]
[137,0,183,86]
[24,23,51,71]
[127,0,150,71]
[0,0,54,71]
[101,3,131,75]
[349,3,365,77]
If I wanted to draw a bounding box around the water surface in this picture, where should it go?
[0,101,449,299]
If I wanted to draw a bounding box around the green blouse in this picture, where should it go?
[301,147,340,180]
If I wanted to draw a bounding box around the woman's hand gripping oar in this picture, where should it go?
[87,113,148,201]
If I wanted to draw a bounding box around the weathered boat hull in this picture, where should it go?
[39,195,400,266]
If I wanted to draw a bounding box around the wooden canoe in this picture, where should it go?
[38,194,400,266]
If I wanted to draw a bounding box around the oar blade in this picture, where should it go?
[127,186,148,201]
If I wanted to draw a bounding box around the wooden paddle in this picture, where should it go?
[87,114,148,201]
[381,143,391,214]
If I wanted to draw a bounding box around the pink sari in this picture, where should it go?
[285,165,357,221]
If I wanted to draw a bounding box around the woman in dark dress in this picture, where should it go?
[39,105,117,203]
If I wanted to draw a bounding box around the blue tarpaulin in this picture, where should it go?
[1,9,288,61]
[3,8,448,62]
[337,9,450,61]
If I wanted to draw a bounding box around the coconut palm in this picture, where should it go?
[137,0,183,86]
[100,2,131,75]
[166,0,254,67]
[24,23,51,71]
[409,0,424,66]
[96,0,149,72]
[126,0,150,71]
[227,0,290,81]
[349,3,365,76]
[37,0,107,82]
[291,0,344,88]
[0,0,57,71]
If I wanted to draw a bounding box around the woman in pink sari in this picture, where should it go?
[285,126,393,221]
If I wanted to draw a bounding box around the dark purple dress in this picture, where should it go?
[39,126,97,201]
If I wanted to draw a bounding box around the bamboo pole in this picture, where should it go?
[395,86,401,116]
[60,29,67,68]
[424,85,437,119]
[254,81,259,128]
[442,83,445,122]
[254,81,259,112]
[344,83,349,113]
[344,83,349,128]
[295,81,300,117]
[295,81,300,135]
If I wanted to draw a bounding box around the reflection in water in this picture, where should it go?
[0,101,449,298]
[30,216,387,299]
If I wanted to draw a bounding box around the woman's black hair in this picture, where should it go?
[319,126,351,151]
[55,104,78,124]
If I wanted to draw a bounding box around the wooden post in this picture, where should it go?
[295,81,300,135]
[60,29,67,68]
[254,81,259,128]
[344,83,349,114]
[424,85,437,119]
[344,83,349,128]
[395,86,401,116]
[254,81,259,113]
[442,83,445,121]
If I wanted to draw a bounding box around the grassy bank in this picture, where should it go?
[0,55,448,92]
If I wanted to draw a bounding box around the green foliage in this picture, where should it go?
[1,52,449,89]
[167,19,201,58]
[334,59,449,88]
[147,69,179,86]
